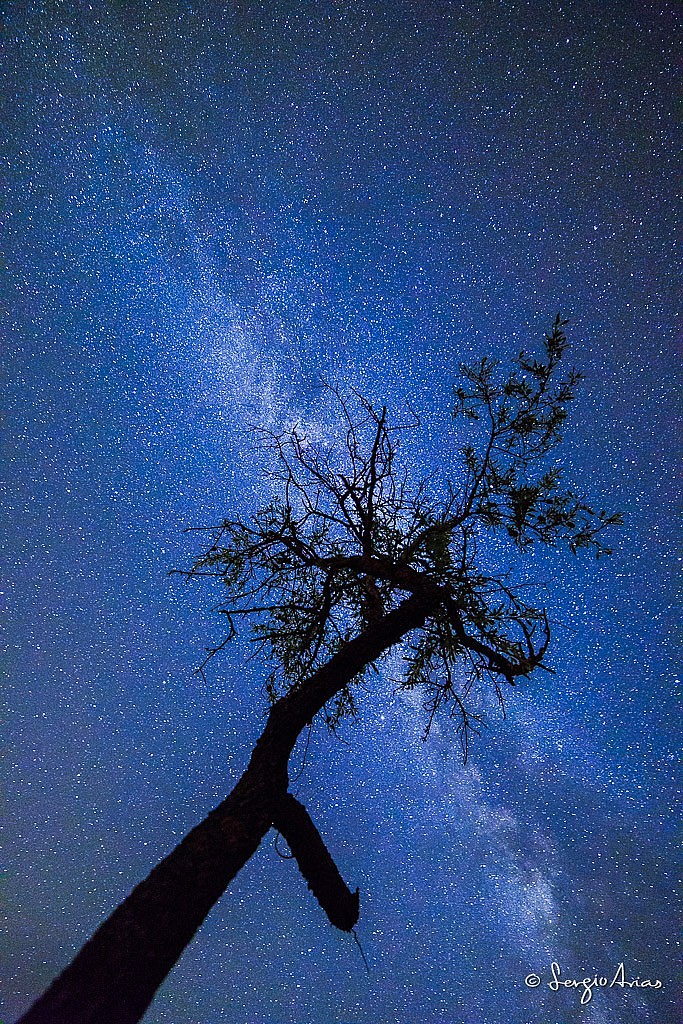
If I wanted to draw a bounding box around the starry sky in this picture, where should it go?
[2,2,680,1023]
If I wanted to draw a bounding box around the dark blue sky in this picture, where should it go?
[2,2,680,1023]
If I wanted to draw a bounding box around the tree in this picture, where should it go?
[18,317,620,1024]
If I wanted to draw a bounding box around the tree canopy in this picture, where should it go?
[186,314,619,755]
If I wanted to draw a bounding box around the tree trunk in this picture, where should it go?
[18,590,434,1024]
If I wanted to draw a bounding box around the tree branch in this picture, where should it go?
[272,794,360,932]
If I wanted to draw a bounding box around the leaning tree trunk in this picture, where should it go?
[18,590,434,1024]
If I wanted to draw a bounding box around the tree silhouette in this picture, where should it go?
[19,317,620,1024]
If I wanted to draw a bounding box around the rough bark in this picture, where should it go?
[18,589,434,1024]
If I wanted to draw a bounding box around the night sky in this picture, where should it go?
[2,2,680,1023]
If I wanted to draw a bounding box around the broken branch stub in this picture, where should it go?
[272,794,360,932]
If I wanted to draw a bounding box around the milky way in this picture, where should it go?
[2,3,679,1023]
